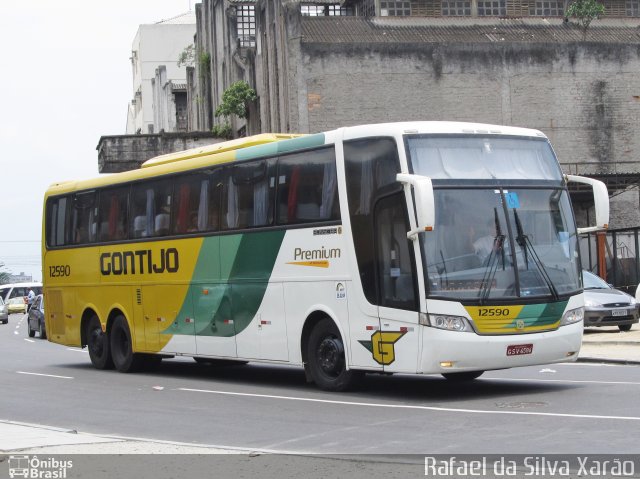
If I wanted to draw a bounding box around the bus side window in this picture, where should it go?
[97,186,129,242]
[71,191,96,245]
[276,147,338,225]
[223,160,273,230]
[344,137,402,305]
[46,196,70,247]
[130,180,172,238]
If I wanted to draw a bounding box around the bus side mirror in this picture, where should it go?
[396,173,435,240]
[565,174,609,234]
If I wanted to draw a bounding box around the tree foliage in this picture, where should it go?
[566,0,605,34]
[214,81,257,120]
[0,262,10,284]
[177,44,195,68]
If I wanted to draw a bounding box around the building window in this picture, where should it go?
[442,0,471,15]
[328,5,353,15]
[380,0,412,15]
[627,0,640,15]
[478,0,506,15]
[301,4,353,16]
[357,0,376,16]
[533,0,564,15]
[236,4,255,47]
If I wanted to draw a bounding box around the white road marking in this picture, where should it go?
[17,371,73,380]
[178,387,640,422]
[24,339,35,343]
[66,348,88,353]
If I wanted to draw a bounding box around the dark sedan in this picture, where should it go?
[27,294,46,339]
[583,270,639,332]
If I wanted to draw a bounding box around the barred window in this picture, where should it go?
[478,0,506,15]
[358,0,376,16]
[442,0,471,15]
[380,0,412,15]
[533,0,564,15]
[301,4,354,15]
[627,0,640,15]
[236,5,255,47]
[301,5,325,15]
[328,5,354,15]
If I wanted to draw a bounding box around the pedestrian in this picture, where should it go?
[26,288,35,313]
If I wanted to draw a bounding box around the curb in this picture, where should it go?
[577,357,640,366]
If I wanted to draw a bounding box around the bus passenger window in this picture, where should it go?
[130,179,172,238]
[276,147,338,225]
[97,186,129,242]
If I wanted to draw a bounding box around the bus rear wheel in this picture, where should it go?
[86,315,113,370]
[110,315,144,373]
[442,371,484,381]
[307,318,360,392]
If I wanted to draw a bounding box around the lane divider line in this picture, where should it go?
[17,371,74,380]
[177,387,640,422]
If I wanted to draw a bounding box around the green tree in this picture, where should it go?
[177,44,195,68]
[0,262,10,284]
[213,81,257,138]
[566,0,605,36]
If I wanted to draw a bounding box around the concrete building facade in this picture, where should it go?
[184,1,640,228]
[126,12,197,135]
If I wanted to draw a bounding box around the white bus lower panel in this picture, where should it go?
[419,322,583,374]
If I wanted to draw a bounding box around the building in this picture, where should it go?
[181,1,640,233]
[126,12,197,135]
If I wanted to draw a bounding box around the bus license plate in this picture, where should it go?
[507,344,533,356]
[611,309,628,317]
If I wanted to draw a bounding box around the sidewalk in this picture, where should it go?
[579,326,640,364]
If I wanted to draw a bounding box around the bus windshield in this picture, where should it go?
[407,136,580,301]
[407,135,563,181]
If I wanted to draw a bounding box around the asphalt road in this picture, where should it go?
[2,312,640,455]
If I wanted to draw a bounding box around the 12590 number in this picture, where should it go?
[49,265,71,277]
[477,308,511,317]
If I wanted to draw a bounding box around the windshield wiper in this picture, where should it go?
[478,208,505,304]
[513,209,559,300]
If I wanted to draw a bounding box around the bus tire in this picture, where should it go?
[110,315,143,373]
[86,315,113,370]
[307,318,360,392]
[442,371,484,381]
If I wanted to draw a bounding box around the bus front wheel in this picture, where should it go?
[110,315,143,373]
[307,318,360,392]
[86,315,113,370]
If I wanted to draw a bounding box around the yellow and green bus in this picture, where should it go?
[43,122,609,391]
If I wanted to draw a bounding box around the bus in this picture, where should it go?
[42,122,609,391]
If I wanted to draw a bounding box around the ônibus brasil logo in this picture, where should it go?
[8,456,73,479]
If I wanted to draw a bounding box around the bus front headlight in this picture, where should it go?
[426,314,473,332]
[560,307,584,326]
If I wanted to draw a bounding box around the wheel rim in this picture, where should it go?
[317,336,344,378]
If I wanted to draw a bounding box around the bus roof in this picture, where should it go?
[141,133,303,168]
[44,122,548,197]
[45,133,312,197]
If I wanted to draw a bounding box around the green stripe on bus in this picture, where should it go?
[510,300,568,328]
[162,230,286,338]
[235,134,327,162]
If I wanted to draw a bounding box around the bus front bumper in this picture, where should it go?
[419,321,583,374]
